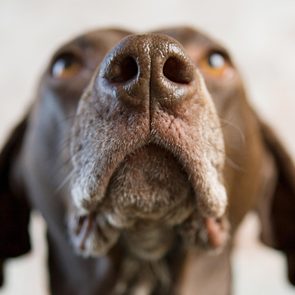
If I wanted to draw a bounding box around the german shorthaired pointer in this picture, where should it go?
[0,27,294,294]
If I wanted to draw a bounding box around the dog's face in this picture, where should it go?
[31,27,251,259]
[1,27,295,290]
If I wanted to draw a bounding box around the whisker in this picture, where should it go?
[206,141,244,173]
[54,170,75,195]
[219,117,246,145]
[225,156,244,172]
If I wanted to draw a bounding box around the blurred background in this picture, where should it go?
[0,0,294,294]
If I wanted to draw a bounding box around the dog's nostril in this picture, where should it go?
[163,57,193,84]
[109,56,138,83]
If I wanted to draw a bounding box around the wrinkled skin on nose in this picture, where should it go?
[70,34,228,259]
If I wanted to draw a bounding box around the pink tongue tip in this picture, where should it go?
[205,217,229,249]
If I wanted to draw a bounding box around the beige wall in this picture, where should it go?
[0,0,294,294]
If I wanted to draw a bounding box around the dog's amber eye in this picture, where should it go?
[51,53,82,79]
[200,51,230,77]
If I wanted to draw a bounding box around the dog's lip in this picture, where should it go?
[83,140,196,213]
[71,130,226,219]
[71,138,198,216]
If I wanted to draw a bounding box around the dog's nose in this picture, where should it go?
[96,34,198,109]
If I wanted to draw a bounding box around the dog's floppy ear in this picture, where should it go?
[0,115,31,286]
[257,118,295,286]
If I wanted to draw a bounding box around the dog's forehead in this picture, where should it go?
[52,28,133,60]
[60,27,223,56]
[153,26,221,48]
[73,28,133,50]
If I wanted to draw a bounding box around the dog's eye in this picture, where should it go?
[200,51,231,77]
[51,53,82,79]
[208,52,226,68]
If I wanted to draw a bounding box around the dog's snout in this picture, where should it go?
[97,34,197,109]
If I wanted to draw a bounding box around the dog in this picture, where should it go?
[0,26,294,295]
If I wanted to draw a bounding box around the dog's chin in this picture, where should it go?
[104,144,196,257]
[69,143,198,259]
[106,143,195,222]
